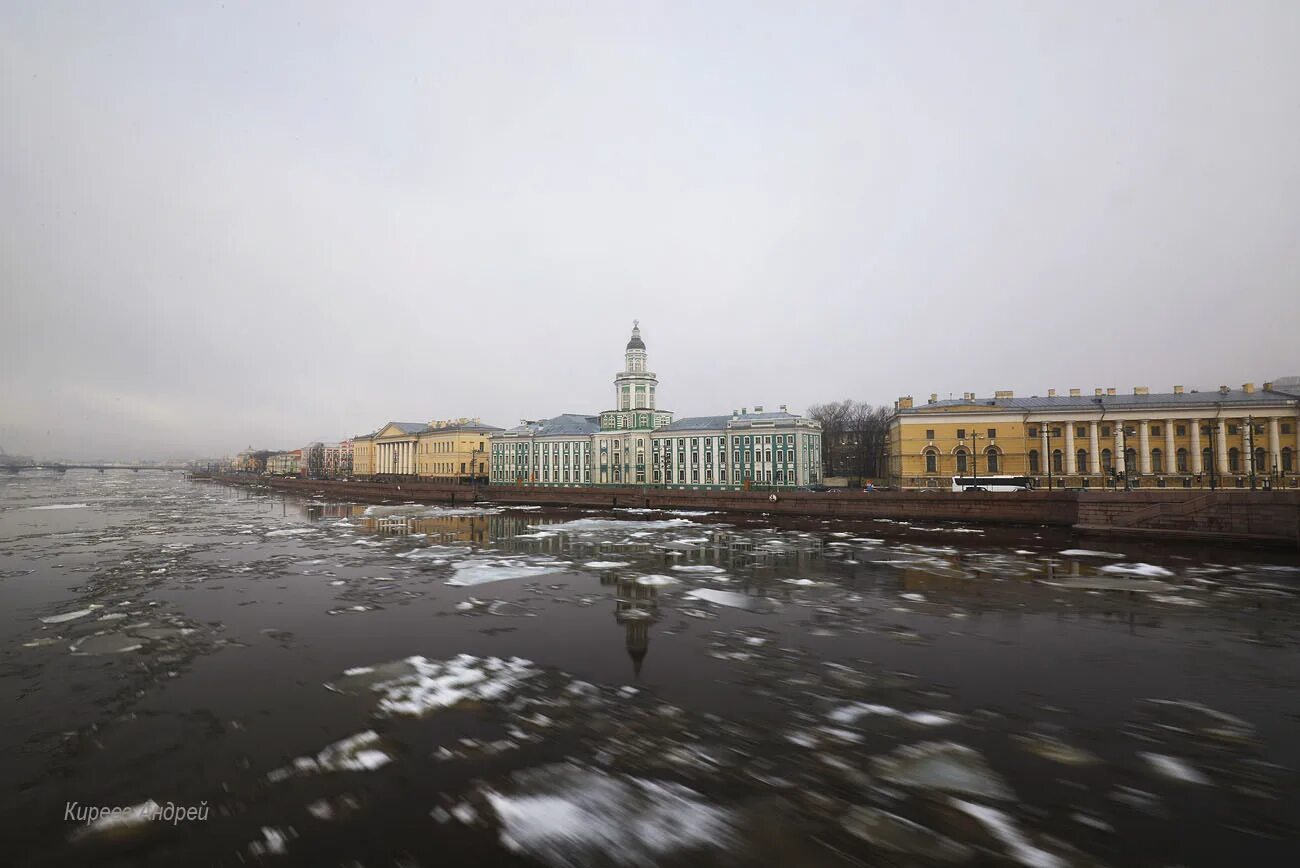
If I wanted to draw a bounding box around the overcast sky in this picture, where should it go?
[3,1,1298,459]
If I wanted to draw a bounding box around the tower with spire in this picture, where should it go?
[596,321,673,483]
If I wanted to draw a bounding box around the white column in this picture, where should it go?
[1089,421,1100,474]
[1039,425,1049,476]
[1216,419,1230,475]
[1114,425,1125,473]
[1165,419,1176,474]
[1065,422,1076,474]
[1190,420,1203,473]
[1138,420,1151,475]
[1269,417,1281,476]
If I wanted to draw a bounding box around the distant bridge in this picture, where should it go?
[2,463,190,474]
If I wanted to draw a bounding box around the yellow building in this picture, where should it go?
[415,419,502,484]
[351,433,375,478]
[357,418,502,483]
[887,379,1300,490]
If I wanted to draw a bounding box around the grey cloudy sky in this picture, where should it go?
[3,1,1298,460]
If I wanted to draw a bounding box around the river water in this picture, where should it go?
[2,471,1298,867]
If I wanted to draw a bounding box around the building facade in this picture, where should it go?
[488,322,822,489]
[351,433,375,478]
[414,419,502,484]
[887,379,1300,490]
[265,449,302,476]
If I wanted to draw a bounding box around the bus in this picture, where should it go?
[951,475,1034,492]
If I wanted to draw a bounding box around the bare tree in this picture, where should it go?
[846,402,891,480]
[807,401,852,477]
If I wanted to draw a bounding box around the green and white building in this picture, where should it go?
[488,322,821,488]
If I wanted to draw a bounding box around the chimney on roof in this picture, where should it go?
[1173,385,1184,394]
[1069,388,1081,397]
[1263,382,1274,392]
[994,390,1014,399]
[741,407,747,415]
[1134,386,1149,395]
[1219,385,1230,395]
[1106,387,1116,396]
[1095,388,1103,396]
[1242,382,1255,394]
[928,393,938,403]
[1047,389,1056,397]
[896,396,914,410]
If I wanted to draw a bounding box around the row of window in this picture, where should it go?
[920,446,1296,475]
[928,422,1296,441]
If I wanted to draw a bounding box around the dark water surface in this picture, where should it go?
[2,471,1298,867]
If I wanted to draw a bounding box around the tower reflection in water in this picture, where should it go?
[601,572,659,677]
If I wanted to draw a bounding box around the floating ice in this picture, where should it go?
[872,741,1014,800]
[829,703,956,727]
[40,607,97,624]
[949,799,1066,868]
[671,565,727,573]
[1140,752,1212,785]
[327,654,539,717]
[267,730,392,781]
[530,518,694,533]
[484,763,736,868]
[634,574,680,587]
[684,588,781,613]
[69,799,161,841]
[583,561,632,569]
[364,504,501,518]
[1059,549,1125,558]
[1099,563,1174,578]
[447,558,568,586]
[841,806,972,862]
[900,592,926,603]
[26,503,90,511]
[70,633,144,655]
[266,528,314,537]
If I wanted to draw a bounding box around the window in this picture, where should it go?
[1202,447,1213,471]
[1101,426,1110,437]
[1228,448,1240,472]
[926,429,935,440]
[1283,423,1293,434]
[1077,426,1086,438]
[1028,449,1040,475]
[1228,424,1239,435]
[1125,448,1137,473]
[987,429,997,439]
[1102,449,1113,472]
[956,429,966,440]
[925,450,938,473]
[1052,449,1063,473]
[1151,448,1163,473]
[1284,448,1294,473]
[1151,425,1161,436]
[1051,428,1061,438]
[1176,425,1186,436]
[1028,427,1038,438]
[985,447,999,473]
[1077,449,1088,472]
[955,449,968,474]
[1176,448,1188,472]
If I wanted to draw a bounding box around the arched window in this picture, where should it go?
[1151,448,1163,474]
[1228,448,1240,472]
[924,449,937,474]
[1125,448,1137,474]
[1101,449,1113,472]
[1202,447,1213,472]
[1254,447,1267,475]
[1028,449,1040,475]
[1076,449,1088,474]
[1052,449,1063,473]
[985,447,999,474]
[1283,447,1294,473]
[955,449,968,474]
[1176,448,1188,472]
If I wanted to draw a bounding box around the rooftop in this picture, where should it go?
[898,380,1300,414]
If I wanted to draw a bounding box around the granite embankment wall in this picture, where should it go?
[198,475,1300,547]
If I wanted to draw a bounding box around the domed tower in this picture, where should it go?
[613,320,658,412]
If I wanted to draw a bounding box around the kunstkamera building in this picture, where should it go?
[489,322,823,489]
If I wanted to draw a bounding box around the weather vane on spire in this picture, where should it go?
[633,318,639,329]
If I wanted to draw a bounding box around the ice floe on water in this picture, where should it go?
[634,574,680,587]
[841,806,972,863]
[872,741,1014,800]
[363,504,501,518]
[684,588,781,613]
[326,654,539,717]
[583,561,632,569]
[1099,562,1175,578]
[25,503,90,511]
[1059,549,1125,558]
[828,702,957,727]
[482,763,736,868]
[529,518,694,534]
[447,557,570,586]
[670,564,726,573]
[39,607,97,624]
[949,799,1068,868]
[267,730,393,782]
[1140,752,1212,785]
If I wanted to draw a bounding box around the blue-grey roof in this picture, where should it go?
[658,415,733,432]
[386,421,429,434]
[901,386,1300,414]
[494,414,600,438]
